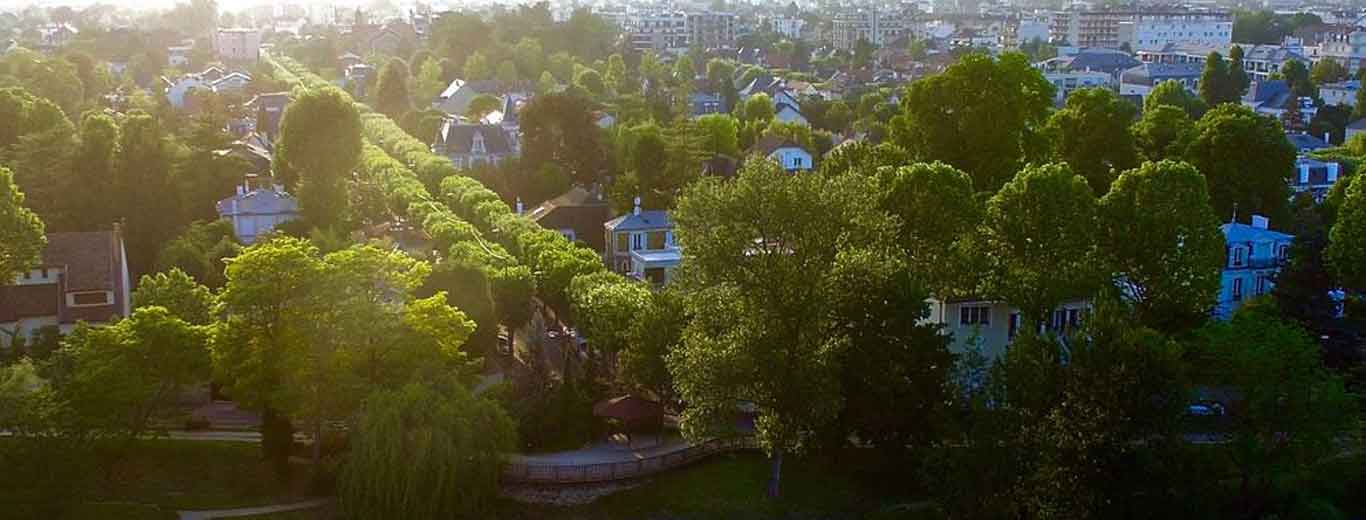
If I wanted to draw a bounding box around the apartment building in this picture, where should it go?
[1050,9,1230,50]
[832,9,909,51]
[688,11,737,50]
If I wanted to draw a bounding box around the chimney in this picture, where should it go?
[515,197,524,215]
[1251,214,1269,229]
[633,196,642,216]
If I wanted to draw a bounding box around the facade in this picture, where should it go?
[214,28,262,62]
[626,11,689,53]
[1320,31,1366,70]
[688,12,737,49]
[832,10,908,51]
[216,182,299,245]
[927,299,1091,360]
[1050,9,1230,50]
[1216,217,1292,320]
[1137,43,1305,81]
[1044,71,1112,102]
[690,92,726,117]
[432,119,516,169]
[1321,80,1359,107]
[749,135,813,172]
[1292,157,1342,203]
[1119,62,1202,100]
[1,231,132,347]
[603,201,679,286]
[770,16,805,39]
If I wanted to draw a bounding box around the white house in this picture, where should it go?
[164,74,211,109]
[927,299,1092,360]
[1216,216,1293,320]
[748,135,813,172]
[1319,80,1358,107]
[1292,157,1342,203]
[603,199,679,286]
[216,181,299,245]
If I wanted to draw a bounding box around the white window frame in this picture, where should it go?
[67,290,113,307]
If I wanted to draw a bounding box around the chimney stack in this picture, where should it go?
[633,196,642,216]
[1251,215,1269,230]
[515,197,524,215]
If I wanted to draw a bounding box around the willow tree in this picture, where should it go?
[339,380,515,519]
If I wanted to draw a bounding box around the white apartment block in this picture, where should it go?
[626,11,690,53]
[214,28,262,62]
[1321,31,1366,70]
[832,10,909,51]
[770,16,805,39]
[1050,9,1230,50]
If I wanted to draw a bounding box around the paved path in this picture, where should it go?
[176,498,331,520]
[511,433,692,465]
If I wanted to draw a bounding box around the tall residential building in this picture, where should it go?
[214,28,262,62]
[1320,31,1366,70]
[688,11,737,49]
[626,11,690,53]
[1049,9,1230,50]
[832,10,908,51]
[770,16,806,39]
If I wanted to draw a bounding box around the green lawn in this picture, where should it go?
[85,440,316,511]
[497,451,928,520]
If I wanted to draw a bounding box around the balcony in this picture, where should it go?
[1227,257,1285,270]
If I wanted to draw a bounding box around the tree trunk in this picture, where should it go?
[767,450,783,499]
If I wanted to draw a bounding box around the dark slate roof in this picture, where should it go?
[1121,63,1203,85]
[1061,48,1140,74]
[1243,80,1289,103]
[1286,133,1329,152]
[439,121,513,155]
[1348,118,1366,130]
[40,231,119,292]
[216,187,299,217]
[605,209,673,232]
[748,134,807,157]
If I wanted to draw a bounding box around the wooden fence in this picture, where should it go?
[502,436,759,484]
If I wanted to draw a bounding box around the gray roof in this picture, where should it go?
[1058,48,1140,74]
[1243,80,1288,103]
[1221,222,1293,244]
[1121,63,1203,85]
[748,134,808,157]
[1348,118,1366,130]
[216,187,299,217]
[605,210,673,232]
[1286,133,1329,151]
[438,122,513,155]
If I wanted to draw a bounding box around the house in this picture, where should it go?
[215,180,299,245]
[210,71,252,94]
[1243,80,1315,119]
[1216,216,1293,320]
[337,52,363,70]
[432,119,516,169]
[1,230,132,347]
[690,92,726,117]
[926,298,1091,360]
[432,79,531,117]
[1348,118,1366,141]
[163,74,211,109]
[1040,47,1141,85]
[168,45,193,68]
[603,199,679,286]
[213,134,273,175]
[1044,71,1112,104]
[38,23,79,49]
[1286,132,1331,153]
[1319,80,1358,107]
[245,91,290,139]
[1119,62,1202,100]
[748,135,813,172]
[527,186,612,254]
[774,102,809,126]
[1292,157,1342,202]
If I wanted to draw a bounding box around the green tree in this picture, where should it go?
[605,53,627,93]
[1047,87,1139,193]
[513,37,544,79]
[570,272,651,358]
[740,93,775,123]
[373,57,412,119]
[1327,175,1366,294]
[696,113,740,157]
[490,265,535,354]
[463,51,491,80]
[1282,59,1315,98]
[0,165,45,282]
[496,61,519,84]
[519,92,608,186]
[1185,104,1295,223]
[275,87,363,229]
[536,71,557,95]
[891,53,1054,193]
[877,162,981,298]
[1355,68,1366,120]
[133,268,217,325]
[574,67,606,97]
[115,111,181,278]
[673,55,695,84]
[1097,161,1225,332]
[155,220,240,289]
[1310,57,1347,85]
[1144,79,1208,119]
[67,111,119,231]
[1227,45,1251,100]
[414,58,446,106]
[1133,104,1196,161]
[339,379,515,519]
[1199,52,1233,106]
[669,158,897,497]
[465,93,502,121]
[980,163,1099,324]
[1193,311,1357,510]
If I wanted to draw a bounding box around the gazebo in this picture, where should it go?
[593,394,665,448]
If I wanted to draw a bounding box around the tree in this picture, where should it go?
[414,58,447,107]
[570,272,651,357]
[0,165,45,282]
[1133,104,1195,161]
[490,265,535,354]
[1199,52,1234,106]
[740,93,775,123]
[1193,311,1357,513]
[1047,87,1139,193]
[373,58,412,119]
[1144,79,1208,119]
[115,111,181,278]
[1282,59,1315,98]
[1274,198,1340,325]
[1355,68,1366,120]
[1327,175,1366,294]
[1310,58,1347,85]
[605,53,627,93]
[67,111,119,231]
[155,220,240,289]
[1227,45,1251,100]
[339,380,515,519]
[57,306,210,442]
[980,163,1099,325]
[696,113,740,157]
[275,87,363,229]
[574,67,606,97]
[536,71,557,95]
[132,268,216,325]
[513,37,545,79]
[1185,104,1295,224]
[462,51,491,81]
[673,55,695,84]
[669,158,897,497]
[1097,161,1225,332]
[877,162,980,298]
[519,92,608,186]
[891,53,1054,193]
[496,61,519,84]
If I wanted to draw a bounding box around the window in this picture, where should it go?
[1008,313,1021,339]
[1277,244,1289,261]
[1232,278,1243,301]
[647,231,667,250]
[1230,246,1246,267]
[959,306,990,326]
[69,291,111,306]
[1256,276,1269,296]
[616,233,629,253]
[631,233,645,250]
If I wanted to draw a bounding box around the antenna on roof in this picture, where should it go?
[1230,202,1238,224]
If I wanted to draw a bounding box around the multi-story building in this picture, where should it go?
[770,16,806,39]
[603,199,679,286]
[214,28,262,62]
[832,9,909,51]
[1320,31,1366,70]
[432,119,517,169]
[1120,62,1203,101]
[1050,8,1230,50]
[1137,43,1305,81]
[626,11,690,53]
[1044,71,1112,103]
[688,11,737,50]
[1320,79,1359,107]
[1216,216,1292,320]
[1292,157,1343,203]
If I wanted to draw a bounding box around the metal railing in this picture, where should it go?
[502,436,759,484]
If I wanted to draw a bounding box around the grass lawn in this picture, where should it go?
[497,450,926,520]
[90,440,315,510]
